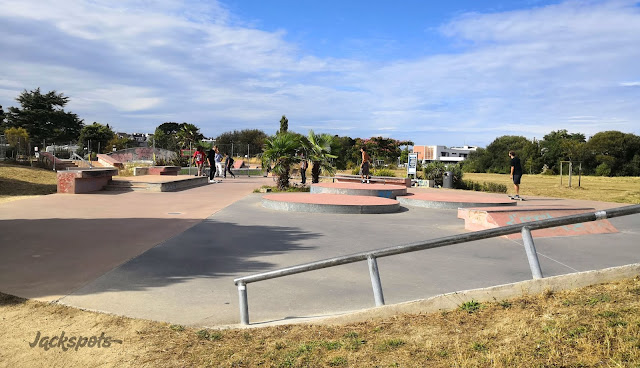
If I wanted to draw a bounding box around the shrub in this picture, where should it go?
[373,168,395,177]
[423,162,464,187]
[460,180,508,194]
[595,163,611,177]
[119,162,152,177]
[460,300,482,314]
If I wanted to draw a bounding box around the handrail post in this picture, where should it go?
[521,227,543,279]
[367,255,385,306]
[237,282,250,325]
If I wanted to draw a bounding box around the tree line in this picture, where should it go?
[2,88,638,178]
[0,89,413,170]
[463,130,640,177]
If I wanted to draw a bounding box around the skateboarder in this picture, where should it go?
[360,147,371,184]
[224,153,236,178]
[509,150,522,199]
[207,147,217,183]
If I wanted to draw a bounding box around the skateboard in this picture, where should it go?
[508,195,525,201]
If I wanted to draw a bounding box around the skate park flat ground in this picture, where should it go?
[1,183,638,327]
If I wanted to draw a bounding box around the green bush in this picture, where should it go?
[423,162,464,187]
[485,182,508,193]
[460,180,508,193]
[372,168,396,177]
[595,163,611,177]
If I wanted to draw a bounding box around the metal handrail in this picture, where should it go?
[233,204,640,324]
[70,152,92,168]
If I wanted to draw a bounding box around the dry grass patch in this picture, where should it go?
[0,162,57,203]
[1,277,639,367]
[337,169,640,204]
[464,173,640,204]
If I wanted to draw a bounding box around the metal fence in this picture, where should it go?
[181,166,265,177]
[0,135,5,160]
[233,204,640,325]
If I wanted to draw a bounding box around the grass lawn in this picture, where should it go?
[337,169,640,204]
[0,162,57,203]
[2,277,639,367]
[463,173,640,204]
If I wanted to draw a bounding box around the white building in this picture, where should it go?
[412,145,478,164]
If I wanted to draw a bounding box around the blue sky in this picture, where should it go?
[1,0,639,147]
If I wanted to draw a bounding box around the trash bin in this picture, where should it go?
[443,171,453,188]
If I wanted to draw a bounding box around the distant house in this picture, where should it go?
[131,133,151,147]
[116,132,151,147]
[412,145,478,164]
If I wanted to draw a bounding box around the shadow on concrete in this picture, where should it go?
[0,217,320,298]
[71,218,321,294]
[0,292,27,306]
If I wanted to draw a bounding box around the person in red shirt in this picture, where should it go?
[192,145,206,176]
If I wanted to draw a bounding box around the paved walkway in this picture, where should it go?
[0,176,272,300]
[0,183,638,327]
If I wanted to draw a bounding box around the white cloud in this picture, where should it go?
[1,0,639,146]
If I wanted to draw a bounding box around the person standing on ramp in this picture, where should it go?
[509,150,522,199]
[360,147,371,184]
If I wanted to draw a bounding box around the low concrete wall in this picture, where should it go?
[335,174,411,187]
[134,166,181,176]
[310,263,640,326]
[96,154,123,168]
[57,169,119,194]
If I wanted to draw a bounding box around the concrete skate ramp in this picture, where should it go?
[262,193,400,214]
[458,206,618,238]
[310,182,407,199]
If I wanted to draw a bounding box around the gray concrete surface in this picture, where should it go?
[57,192,640,327]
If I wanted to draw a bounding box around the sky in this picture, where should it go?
[1,0,639,147]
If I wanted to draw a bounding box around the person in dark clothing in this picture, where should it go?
[207,147,217,183]
[360,147,371,184]
[299,152,307,184]
[509,150,523,198]
[224,153,236,178]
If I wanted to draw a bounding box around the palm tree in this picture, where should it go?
[303,130,337,183]
[176,123,204,149]
[262,132,301,190]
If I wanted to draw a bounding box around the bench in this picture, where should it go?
[334,174,412,187]
[57,169,119,194]
[134,166,181,176]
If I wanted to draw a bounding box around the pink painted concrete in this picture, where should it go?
[334,175,412,187]
[458,206,618,238]
[0,176,273,301]
[147,166,180,175]
[56,169,119,194]
[96,153,123,168]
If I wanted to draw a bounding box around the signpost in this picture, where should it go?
[408,153,417,177]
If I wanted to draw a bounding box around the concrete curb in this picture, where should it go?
[310,183,407,199]
[230,263,640,328]
[315,263,640,325]
[261,195,401,214]
[397,196,517,209]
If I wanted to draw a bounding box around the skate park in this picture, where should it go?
[0,175,639,327]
